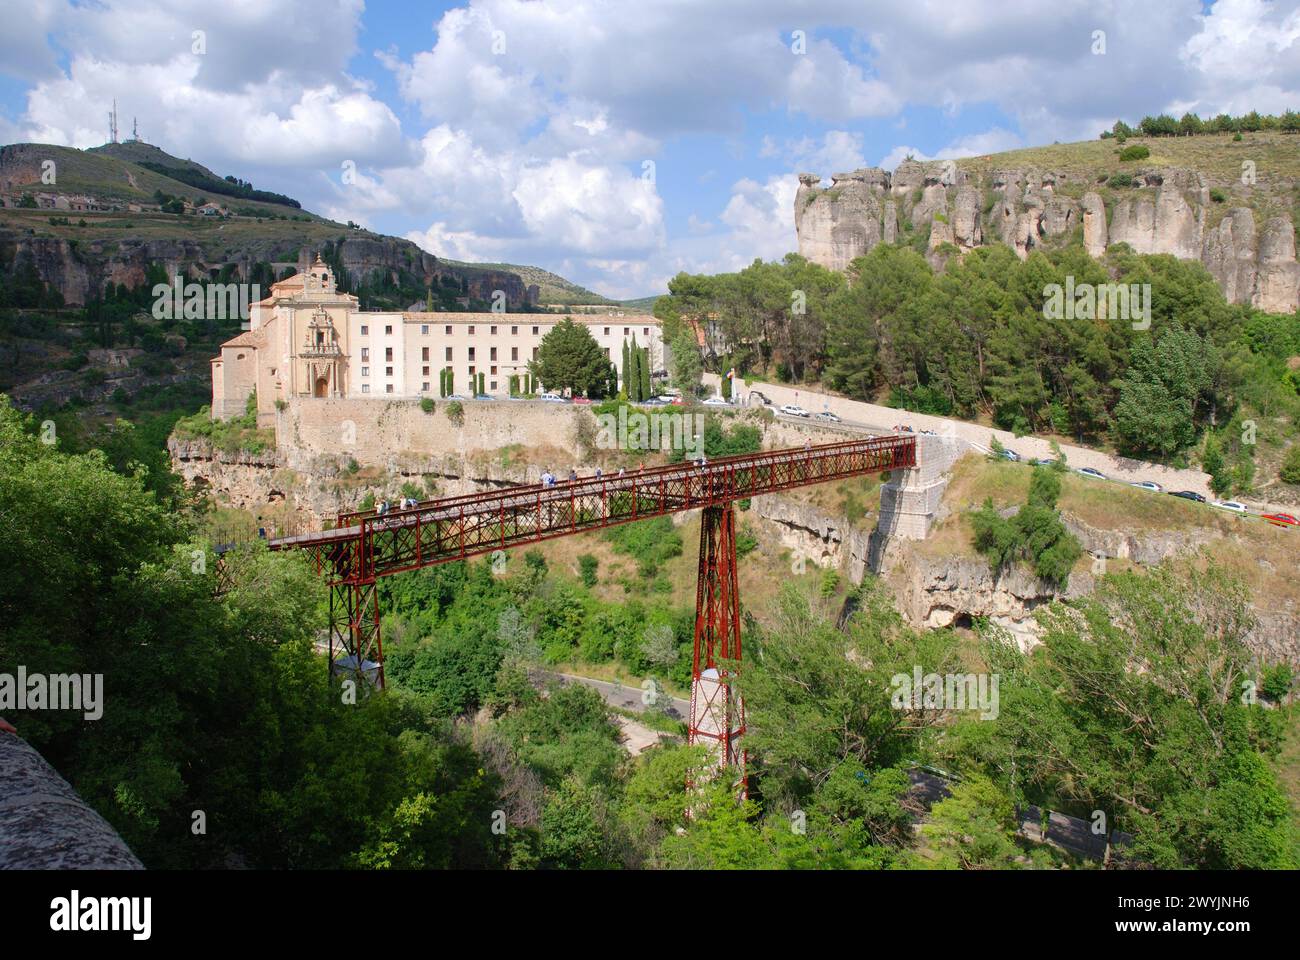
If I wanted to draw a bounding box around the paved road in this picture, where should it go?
[542,671,690,719]
[707,375,1297,521]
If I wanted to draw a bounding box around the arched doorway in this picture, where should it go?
[314,376,329,398]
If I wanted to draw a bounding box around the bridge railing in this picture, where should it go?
[329,436,915,580]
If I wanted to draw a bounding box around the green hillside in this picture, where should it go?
[437,257,616,305]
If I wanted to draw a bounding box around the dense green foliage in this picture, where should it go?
[530,317,611,397]
[0,396,504,868]
[655,243,1298,472]
[971,465,1083,584]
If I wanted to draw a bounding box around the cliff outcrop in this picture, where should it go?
[796,155,1300,313]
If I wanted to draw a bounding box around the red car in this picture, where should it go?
[1262,513,1297,528]
[571,396,592,405]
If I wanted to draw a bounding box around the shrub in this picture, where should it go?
[1279,446,1300,485]
[445,400,464,426]
[578,554,599,587]
[1209,187,1227,203]
[1106,173,1134,188]
[1118,144,1150,161]
[420,396,435,414]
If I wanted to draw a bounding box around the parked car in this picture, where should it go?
[1031,457,1056,468]
[815,411,842,423]
[1212,499,1248,513]
[1263,512,1298,528]
[1169,490,1207,503]
[571,396,592,405]
[702,396,731,406]
[1129,480,1162,492]
[472,393,494,401]
[779,403,810,418]
[446,394,469,401]
[640,397,669,406]
[539,393,567,403]
[1001,449,1021,462]
[1076,467,1107,480]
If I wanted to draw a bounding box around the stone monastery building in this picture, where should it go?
[211,254,664,423]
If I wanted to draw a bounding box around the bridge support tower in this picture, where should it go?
[688,504,746,797]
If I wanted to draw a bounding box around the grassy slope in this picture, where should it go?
[436,257,615,305]
[955,131,1300,234]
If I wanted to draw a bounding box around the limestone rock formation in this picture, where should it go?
[794,159,1299,312]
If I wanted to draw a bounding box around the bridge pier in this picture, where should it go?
[688,504,747,797]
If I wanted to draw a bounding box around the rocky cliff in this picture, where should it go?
[0,231,534,308]
[796,153,1300,313]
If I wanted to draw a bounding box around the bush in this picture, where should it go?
[1209,187,1227,203]
[1106,173,1134,188]
[420,396,435,414]
[445,400,464,426]
[578,554,599,587]
[1279,445,1300,485]
[1118,144,1150,161]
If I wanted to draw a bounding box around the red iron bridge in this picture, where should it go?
[241,434,917,790]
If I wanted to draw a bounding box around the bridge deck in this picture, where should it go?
[265,435,916,583]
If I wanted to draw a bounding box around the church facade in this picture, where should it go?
[210,255,664,424]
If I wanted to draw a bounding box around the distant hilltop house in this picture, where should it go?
[211,252,665,423]
[197,201,228,217]
[1,191,124,212]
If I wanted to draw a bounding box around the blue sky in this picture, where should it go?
[2,0,1297,298]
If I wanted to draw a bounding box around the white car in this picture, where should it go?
[1212,499,1247,513]
[779,404,810,418]
[1129,480,1162,492]
[702,396,731,406]
[1076,467,1107,481]
[815,411,842,423]
[539,393,567,403]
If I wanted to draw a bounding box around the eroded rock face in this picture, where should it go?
[1256,216,1300,314]
[796,169,894,272]
[795,163,1299,311]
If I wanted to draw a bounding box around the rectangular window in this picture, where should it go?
[532,326,539,335]
[421,325,429,335]
[511,347,518,361]
[490,381,497,391]
[468,325,475,335]
[469,365,476,376]
[624,327,630,336]
[360,325,369,336]
[511,325,518,335]
[445,325,452,335]
[385,347,393,362]
[531,347,538,359]
[644,327,650,336]
[422,382,430,392]
[361,384,370,394]
[603,348,609,358]
[385,325,393,335]
[422,365,430,375]
[490,325,497,335]
[385,384,393,394]
[386,366,393,377]
[361,366,370,376]
[422,347,429,361]
[603,327,610,336]
[445,346,453,361]
[490,365,497,375]
[468,347,476,361]
[361,347,369,361]
[490,347,497,361]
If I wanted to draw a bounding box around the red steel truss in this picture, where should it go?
[690,505,746,795]
[263,434,917,771]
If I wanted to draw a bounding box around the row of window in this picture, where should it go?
[355,323,652,338]
[360,379,500,394]
[361,346,538,364]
